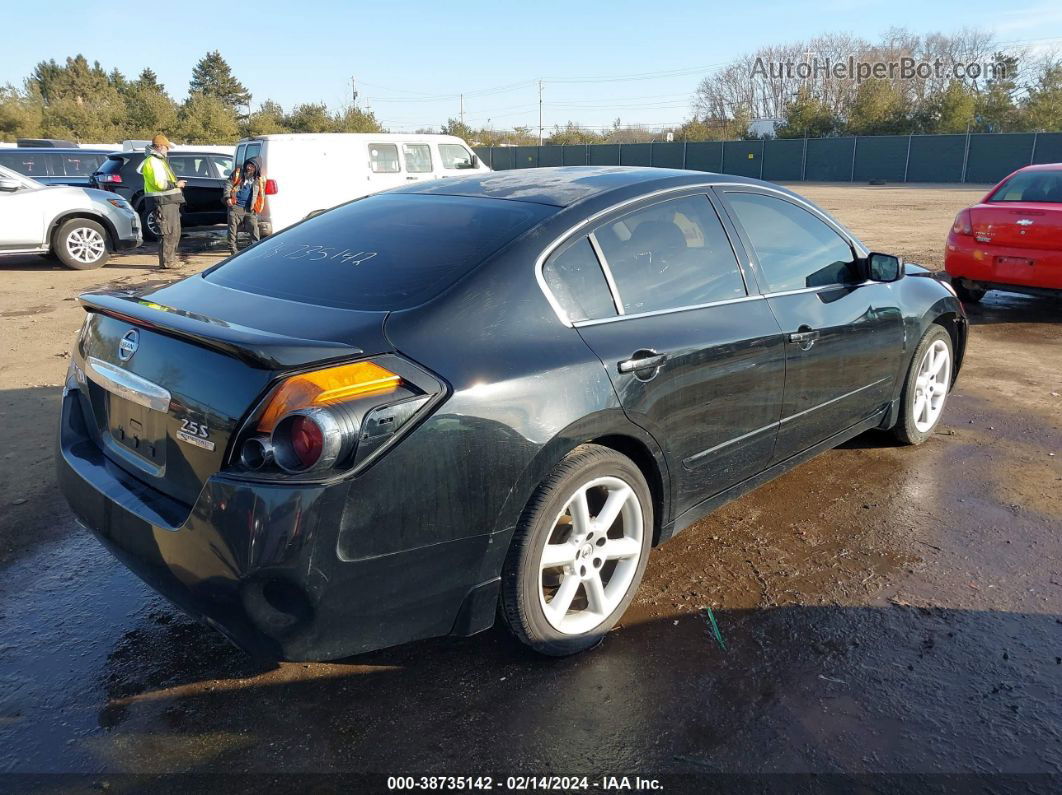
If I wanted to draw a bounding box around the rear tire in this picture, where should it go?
[892,325,954,445]
[53,218,110,270]
[139,206,160,241]
[501,444,653,656]
[954,281,985,303]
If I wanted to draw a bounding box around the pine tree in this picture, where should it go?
[188,51,250,111]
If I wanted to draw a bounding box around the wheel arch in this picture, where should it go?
[47,211,118,251]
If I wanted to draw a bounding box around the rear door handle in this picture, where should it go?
[787,326,820,350]
[618,353,667,373]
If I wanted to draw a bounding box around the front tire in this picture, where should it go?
[501,444,653,656]
[892,325,954,445]
[139,206,160,241]
[53,218,110,270]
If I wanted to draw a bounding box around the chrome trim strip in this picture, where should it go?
[533,178,870,327]
[573,294,763,327]
[588,232,624,315]
[683,420,779,469]
[682,377,892,468]
[85,357,172,412]
[762,280,875,299]
[778,378,891,425]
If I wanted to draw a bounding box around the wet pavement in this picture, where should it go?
[0,289,1060,781]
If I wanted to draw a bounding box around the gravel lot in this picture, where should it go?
[0,185,1059,782]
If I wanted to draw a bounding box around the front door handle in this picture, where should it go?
[618,352,667,374]
[788,326,819,351]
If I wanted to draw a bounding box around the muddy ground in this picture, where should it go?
[0,185,1059,783]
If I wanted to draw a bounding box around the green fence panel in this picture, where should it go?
[589,144,621,166]
[762,139,804,181]
[722,140,762,177]
[619,143,652,166]
[964,133,1034,184]
[907,135,964,182]
[1031,133,1062,165]
[489,147,515,170]
[853,135,908,182]
[805,137,856,181]
[685,141,723,172]
[651,142,685,169]
[513,146,539,169]
[562,145,588,166]
[539,146,563,167]
[473,147,492,168]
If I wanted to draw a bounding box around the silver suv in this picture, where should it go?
[0,164,142,269]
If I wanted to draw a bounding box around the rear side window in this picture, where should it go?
[169,156,213,178]
[0,151,56,177]
[369,144,400,173]
[990,171,1062,203]
[594,195,747,314]
[60,153,105,176]
[205,193,554,310]
[402,144,432,173]
[96,156,125,175]
[543,238,617,322]
[725,192,857,292]
[211,156,233,177]
[439,144,474,169]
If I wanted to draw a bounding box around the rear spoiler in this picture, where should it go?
[79,291,363,370]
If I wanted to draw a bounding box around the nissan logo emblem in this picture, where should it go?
[118,329,139,361]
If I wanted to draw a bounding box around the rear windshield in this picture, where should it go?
[96,156,125,174]
[204,193,554,310]
[989,171,1062,203]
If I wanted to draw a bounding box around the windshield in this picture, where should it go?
[989,171,1062,203]
[0,163,41,189]
[204,193,555,311]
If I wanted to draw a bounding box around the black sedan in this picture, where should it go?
[57,167,966,660]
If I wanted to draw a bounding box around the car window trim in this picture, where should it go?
[573,293,765,328]
[537,182,797,327]
[587,232,625,315]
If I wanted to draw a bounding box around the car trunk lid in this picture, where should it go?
[971,202,1062,250]
[75,276,392,505]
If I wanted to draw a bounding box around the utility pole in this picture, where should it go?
[351,76,358,109]
[538,80,544,146]
[460,94,464,125]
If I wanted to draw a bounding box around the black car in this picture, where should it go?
[57,167,966,660]
[90,150,233,239]
[0,147,112,187]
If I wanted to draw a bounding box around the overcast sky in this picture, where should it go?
[3,0,1061,131]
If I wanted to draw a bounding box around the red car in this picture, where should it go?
[945,163,1062,302]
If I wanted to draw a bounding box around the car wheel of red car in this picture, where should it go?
[893,325,954,446]
[954,282,986,303]
[501,444,653,657]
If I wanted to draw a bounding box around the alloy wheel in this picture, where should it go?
[913,339,951,432]
[67,227,106,265]
[538,476,644,635]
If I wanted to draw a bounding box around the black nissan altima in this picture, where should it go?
[57,167,967,659]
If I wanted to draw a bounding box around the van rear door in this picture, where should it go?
[366,142,406,192]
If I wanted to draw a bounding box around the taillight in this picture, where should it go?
[96,173,122,184]
[233,356,444,479]
[265,178,278,195]
[951,209,973,236]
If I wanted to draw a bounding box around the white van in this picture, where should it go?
[233,133,490,234]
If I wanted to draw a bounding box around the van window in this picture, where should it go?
[369,144,400,173]
[61,153,105,176]
[236,143,261,169]
[439,144,474,169]
[205,193,554,311]
[403,144,432,173]
[0,151,56,177]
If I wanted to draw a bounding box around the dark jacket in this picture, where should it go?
[224,157,264,213]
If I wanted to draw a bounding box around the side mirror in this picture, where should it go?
[0,178,20,193]
[865,252,903,282]
[469,154,479,168]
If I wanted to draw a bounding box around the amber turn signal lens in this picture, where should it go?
[257,361,401,433]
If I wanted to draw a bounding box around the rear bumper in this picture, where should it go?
[945,232,1062,290]
[56,388,502,661]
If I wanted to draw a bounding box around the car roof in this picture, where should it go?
[392,166,784,208]
[1015,162,1062,173]
[4,148,112,154]
[108,150,227,159]
[240,133,472,144]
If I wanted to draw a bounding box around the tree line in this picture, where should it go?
[0,51,383,144]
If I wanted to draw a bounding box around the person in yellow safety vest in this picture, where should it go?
[136,133,187,270]
[224,157,266,255]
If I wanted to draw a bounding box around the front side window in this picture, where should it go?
[542,237,616,323]
[594,195,747,315]
[725,192,857,292]
[61,153,105,176]
[439,144,474,170]
[403,144,432,173]
[369,144,400,173]
[990,171,1062,203]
